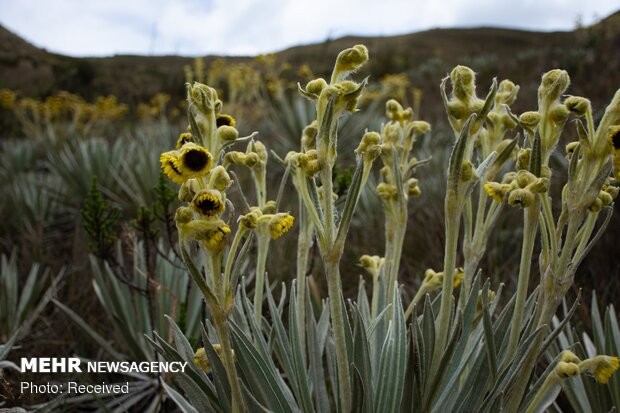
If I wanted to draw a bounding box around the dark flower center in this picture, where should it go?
[611,130,620,150]
[184,149,209,171]
[216,114,234,127]
[197,196,219,215]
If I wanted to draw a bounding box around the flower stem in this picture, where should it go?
[213,313,246,413]
[506,201,540,359]
[325,257,351,413]
[253,232,270,323]
[433,203,461,366]
[295,205,312,362]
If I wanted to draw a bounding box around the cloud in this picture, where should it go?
[0,0,618,56]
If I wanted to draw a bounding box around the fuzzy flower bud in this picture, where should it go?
[268,213,295,240]
[450,66,477,101]
[579,356,619,384]
[516,148,531,171]
[216,125,239,142]
[538,69,570,108]
[519,111,541,135]
[495,79,519,106]
[407,178,422,197]
[411,121,431,135]
[306,78,328,96]
[564,96,591,117]
[302,121,319,150]
[508,188,535,208]
[377,182,397,200]
[298,150,320,176]
[555,361,580,379]
[209,166,233,192]
[333,45,369,81]
[559,350,581,364]
[359,255,384,279]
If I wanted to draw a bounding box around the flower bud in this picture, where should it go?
[377,182,397,200]
[216,125,239,142]
[495,79,519,106]
[566,141,580,156]
[333,45,369,81]
[599,190,613,207]
[450,66,476,101]
[298,150,320,176]
[460,161,476,182]
[411,121,431,135]
[508,188,535,208]
[555,361,580,379]
[209,166,233,192]
[528,177,549,193]
[538,69,570,107]
[249,140,268,164]
[407,178,421,197]
[549,105,569,123]
[516,148,531,171]
[386,99,403,120]
[564,96,591,117]
[306,78,328,96]
[519,111,541,135]
[302,121,319,150]
[560,350,581,364]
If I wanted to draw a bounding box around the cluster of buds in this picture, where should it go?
[375,99,430,205]
[238,207,295,240]
[298,44,368,127]
[585,179,619,212]
[159,85,240,252]
[358,254,385,280]
[484,170,548,208]
[444,66,485,133]
[554,350,619,384]
[421,268,464,290]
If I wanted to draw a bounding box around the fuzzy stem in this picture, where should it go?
[524,372,560,413]
[253,232,270,323]
[404,285,430,320]
[295,205,312,362]
[223,227,247,295]
[325,256,351,412]
[213,314,246,413]
[432,203,461,366]
[506,201,540,359]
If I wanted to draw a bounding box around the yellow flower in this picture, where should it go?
[268,213,295,240]
[178,143,213,178]
[193,345,233,373]
[176,132,193,149]
[192,189,225,217]
[160,151,185,184]
[579,356,619,384]
[201,222,231,251]
[216,113,236,127]
[483,182,510,203]
[453,267,464,288]
[359,255,384,279]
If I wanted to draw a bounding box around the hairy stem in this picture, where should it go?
[506,202,540,359]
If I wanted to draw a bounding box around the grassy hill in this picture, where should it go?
[1,10,619,116]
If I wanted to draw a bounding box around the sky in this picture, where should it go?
[0,0,618,57]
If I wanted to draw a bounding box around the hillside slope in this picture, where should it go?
[1,10,619,113]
